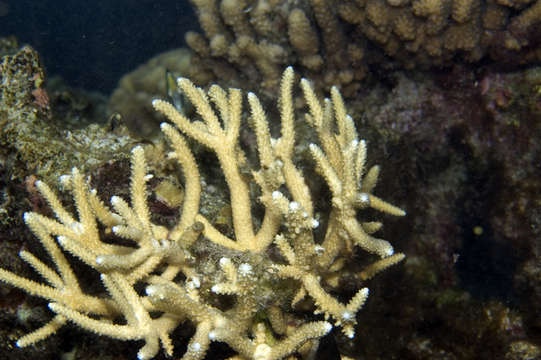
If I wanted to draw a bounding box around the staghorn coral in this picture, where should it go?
[0,68,404,359]
[183,0,541,98]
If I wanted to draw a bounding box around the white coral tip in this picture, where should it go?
[208,331,217,340]
[238,263,252,276]
[152,99,161,107]
[289,201,300,211]
[358,193,370,206]
[145,285,158,296]
[323,322,333,333]
[191,277,201,288]
[190,342,202,352]
[271,190,282,200]
[361,287,369,296]
[219,257,231,266]
[70,222,84,234]
[58,175,71,186]
[311,219,319,228]
[23,212,33,222]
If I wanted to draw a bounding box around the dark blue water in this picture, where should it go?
[0,0,197,93]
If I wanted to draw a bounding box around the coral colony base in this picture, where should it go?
[0,67,405,359]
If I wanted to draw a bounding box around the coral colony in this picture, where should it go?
[0,68,404,359]
[184,0,541,97]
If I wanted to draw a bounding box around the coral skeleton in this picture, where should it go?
[0,67,405,359]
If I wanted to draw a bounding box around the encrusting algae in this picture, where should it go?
[0,67,405,359]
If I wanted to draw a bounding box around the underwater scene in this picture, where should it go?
[0,0,541,359]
